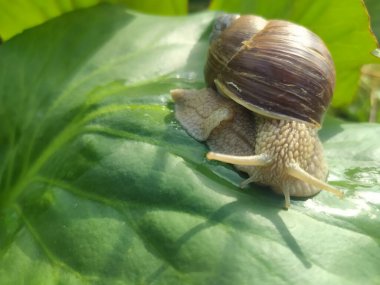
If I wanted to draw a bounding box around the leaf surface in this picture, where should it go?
[0,5,379,285]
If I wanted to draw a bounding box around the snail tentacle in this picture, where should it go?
[240,176,257,189]
[283,187,291,209]
[207,152,272,166]
[286,163,343,198]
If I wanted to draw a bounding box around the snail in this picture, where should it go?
[171,14,343,208]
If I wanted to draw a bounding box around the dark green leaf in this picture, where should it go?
[365,0,380,41]
[0,5,379,285]
[122,0,187,15]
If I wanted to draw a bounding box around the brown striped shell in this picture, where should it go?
[204,15,336,127]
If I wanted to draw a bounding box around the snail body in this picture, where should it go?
[171,14,343,208]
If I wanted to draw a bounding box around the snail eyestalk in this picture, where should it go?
[240,176,257,188]
[286,163,344,198]
[170,89,186,102]
[207,152,272,166]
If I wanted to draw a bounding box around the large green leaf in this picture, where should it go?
[0,0,187,41]
[210,0,380,108]
[1,5,380,285]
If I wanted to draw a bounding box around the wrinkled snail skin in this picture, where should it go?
[171,88,257,160]
[171,14,343,208]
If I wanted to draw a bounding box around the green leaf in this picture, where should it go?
[209,0,380,108]
[1,5,380,284]
[365,0,380,41]
[0,0,187,41]
[120,0,187,15]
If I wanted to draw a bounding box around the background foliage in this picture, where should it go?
[364,0,380,41]
[0,0,187,41]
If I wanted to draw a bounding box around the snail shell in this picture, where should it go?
[205,15,335,127]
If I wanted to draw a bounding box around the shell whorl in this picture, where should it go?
[205,15,336,127]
